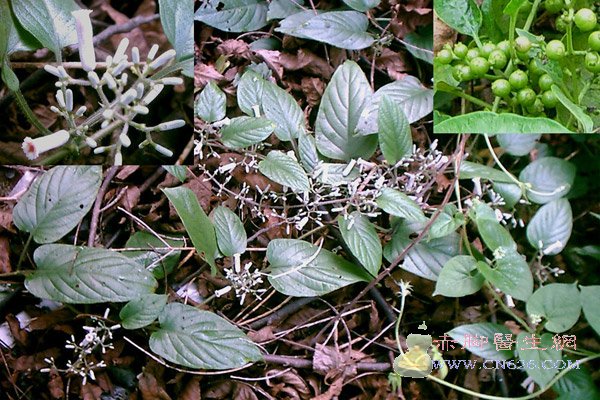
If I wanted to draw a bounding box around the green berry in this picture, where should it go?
[585,51,600,73]
[470,57,490,77]
[454,43,468,59]
[588,31,600,51]
[466,48,480,61]
[545,0,565,14]
[509,70,529,90]
[546,40,566,60]
[481,42,496,58]
[556,15,568,32]
[497,40,510,56]
[515,36,532,53]
[527,98,545,114]
[517,88,537,106]
[437,49,453,64]
[453,64,473,81]
[489,50,508,69]
[541,90,558,108]
[538,74,554,91]
[492,79,512,97]
[574,8,597,32]
[528,59,544,77]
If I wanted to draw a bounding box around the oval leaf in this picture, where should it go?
[378,95,412,164]
[447,323,514,360]
[434,255,485,297]
[158,0,193,62]
[315,61,377,161]
[496,134,541,157]
[258,151,310,193]
[120,294,168,330]
[195,0,269,33]
[338,212,382,276]
[220,116,275,149]
[526,199,572,255]
[551,85,594,133]
[434,0,482,37]
[13,166,102,244]
[342,0,380,12]
[237,69,266,116]
[26,244,158,304]
[266,239,371,297]
[124,231,182,280]
[196,81,226,123]
[476,249,533,301]
[580,285,600,336]
[526,283,581,333]
[213,206,247,257]
[376,187,427,223]
[519,157,576,204]
[150,303,262,369]
[434,112,572,133]
[262,81,305,140]
[459,160,514,183]
[516,332,562,387]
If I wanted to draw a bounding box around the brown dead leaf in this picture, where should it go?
[375,48,409,80]
[233,383,259,400]
[6,314,28,347]
[10,348,60,373]
[313,344,360,378]
[247,326,276,343]
[120,186,141,212]
[80,383,102,400]
[0,235,11,273]
[279,49,334,79]
[300,77,325,108]
[48,370,65,399]
[182,175,213,212]
[311,376,343,400]
[138,371,172,400]
[180,376,201,400]
[116,166,139,181]
[28,308,72,330]
[253,49,284,80]
[434,14,457,52]
[196,63,225,89]
[266,369,312,400]
[217,39,251,59]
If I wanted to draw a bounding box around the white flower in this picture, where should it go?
[72,10,96,72]
[157,119,185,131]
[22,130,70,160]
[148,49,176,70]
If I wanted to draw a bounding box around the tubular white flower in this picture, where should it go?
[113,38,129,63]
[119,134,131,147]
[142,84,164,104]
[22,130,70,160]
[160,77,183,86]
[75,105,87,117]
[72,10,96,72]
[44,65,61,77]
[114,152,123,166]
[103,73,117,90]
[147,44,159,61]
[87,71,100,87]
[157,119,185,131]
[131,47,140,64]
[55,90,66,109]
[132,105,149,115]
[153,144,173,157]
[65,89,73,112]
[148,49,176,70]
[120,88,137,106]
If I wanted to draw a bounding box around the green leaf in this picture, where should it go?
[553,363,600,400]
[158,0,193,63]
[378,96,412,164]
[0,0,11,63]
[220,116,275,149]
[496,134,541,157]
[493,181,523,208]
[357,76,433,134]
[11,0,79,56]
[1,63,19,91]
[276,11,375,50]
[434,0,482,37]
[384,227,460,281]
[473,201,517,251]
[526,283,581,333]
[428,204,464,240]
[551,85,594,133]
[150,303,262,369]
[315,61,377,161]
[26,244,157,304]
[162,187,218,271]
[237,69,266,116]
[503,0,527,16]
[213,206,247,257]
[298,132,319,172]
[516,332,561,387]
[434,255,485,297]
[519,157,576,204]
[580,286,600,336]
[458,160,514,183]
[196,81,226,123]
[258,151,310,193]
[262,81,305,140]
[266,239,371,297]
[13,166,102,244]
[376,187,427,223]
[124,231,182,280]
[434,112,572,133]
[195,0,269,33]
[120,294,168,330]
[338,212,381,276]
[267,0,305,20]
[477,248,533,301]
[447,323,514,360]
[526,199,572,255]
[342,0,380,12]
[404,25,434,64]
[162,165,187,183]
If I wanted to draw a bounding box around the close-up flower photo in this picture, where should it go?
[0,0,193,165]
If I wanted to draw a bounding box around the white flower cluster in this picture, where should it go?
[23,9,185,164]
[41,309,119,385]
[215,254,266,305]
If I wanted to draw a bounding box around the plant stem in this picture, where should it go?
[448,88,494,110]
[523,0,542,32]
[16,234,33,270]
[486,282,533,333]
[482,134,523,188]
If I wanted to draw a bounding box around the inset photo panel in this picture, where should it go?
[434,0,600,133]
[0,0,194,165]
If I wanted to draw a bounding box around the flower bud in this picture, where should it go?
[44,65,61,77]
[147,44,159,61]
[72,10,96,71]
[55,90,66,109]
[132,105,149,115]
[142,84,164,104]
[153,143,173,157]
[103,73,117,90]
[157,119,185,131]
[148,49,176,70]
[119,134,131,147]
[85,137,97,148]
[75,106,87,117]
[65,89,73,112]
[132,46,140,64]
[114,152,123,166]
[88,71,100,87]
[22,130,70,160]
[160,77,183,86]
[120,88,137,106]
[114,38,129,63]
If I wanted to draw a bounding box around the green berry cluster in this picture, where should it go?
[435,0,600,115]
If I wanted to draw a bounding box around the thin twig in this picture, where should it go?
[87,167,119,247]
